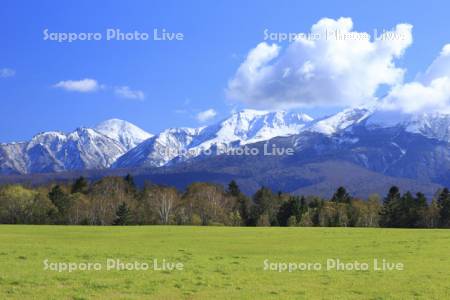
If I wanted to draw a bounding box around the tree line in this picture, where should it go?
[0,175,449,228]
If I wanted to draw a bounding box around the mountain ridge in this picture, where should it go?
[1,106,450,195]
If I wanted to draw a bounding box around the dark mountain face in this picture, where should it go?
[129,126,449,197]
[294,126,450,186]
[102,128,440,198]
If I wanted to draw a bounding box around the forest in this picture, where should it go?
[0,175,449,228]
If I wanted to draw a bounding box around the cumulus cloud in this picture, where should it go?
[420,44,450,83]
[381,44,450,113]
[114,86,145,100]
[0,68,15,78]
[227,17,413,109]
[54,78,99,92]
[196,109,217,122]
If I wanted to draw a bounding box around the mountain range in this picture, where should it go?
[1,106,449,197]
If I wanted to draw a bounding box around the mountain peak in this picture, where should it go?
[95,119,152,150]
[308,106,374,135]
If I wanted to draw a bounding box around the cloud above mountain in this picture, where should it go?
[53,79,145,100]
[196,109,217,122]
[227,17,413,109]
[114,86,145,100]
[381,44,450,113]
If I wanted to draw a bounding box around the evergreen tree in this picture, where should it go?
[48,185,71,215]
[426,199,441,228]
[300,196,307,214]
[124,174,136,188]
[113,202,131,225]
[124,174,137,195]
[414,192,428,227]
[277,200,293,226]
[291,196,305,223]
[331,187,352,203]
[438,188,450,227]
[71,176,89,194]
[226,180,250,225]
[236,195,251,226]
[277,196,306,226]
[380,186,401,227]
[397,191,416,227]
[384,186,401,205]
[249,187,276,226]
[227,180,241,197]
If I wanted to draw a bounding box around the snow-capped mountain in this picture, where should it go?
[113,127,204,168]
[113,109,314,168]
[307,106,374,135]
[404,113,450,142]
[364,110,450,143]
[0,121,150,174]
[95,119,153,150]
[2,107,450,175]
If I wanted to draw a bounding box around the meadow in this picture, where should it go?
[0,226,449,299]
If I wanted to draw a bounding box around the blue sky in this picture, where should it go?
[1,0,450,142]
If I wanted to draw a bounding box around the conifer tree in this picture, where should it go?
[71,176,89,194]
[227,180,241,197]
[380,186,401,227]
[331,187,352,203]
[113,202,131,225]
[438,188,450,227]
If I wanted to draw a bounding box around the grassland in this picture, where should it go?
[0,226,449,299]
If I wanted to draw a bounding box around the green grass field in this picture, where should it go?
[0,226,449,299]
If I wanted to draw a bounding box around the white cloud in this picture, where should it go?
[114,86,145,100]
[381,44,450,113]
[53,78,146,101]
[381,78,450,113]
[420,43,450,84]
[54,78,99,92]
[196,109,217,122]
[0,68,15,78]
[227,17,413,109]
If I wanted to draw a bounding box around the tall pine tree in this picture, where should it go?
[113,202,131,225]
[380,186,401,227]
[71,176,89,194]
[331,187,352,203]
[438,188,450,227]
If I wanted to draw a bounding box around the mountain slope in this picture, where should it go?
[307,106,373,135]
[0,128,127,174]
[95,119,152,150]
[113,109,314,168]
[127,128,448,197]
[364,109,450,143]
[113,127,204,168]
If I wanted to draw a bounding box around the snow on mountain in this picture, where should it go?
[3,107,450,175]
[198,109,313,145]
[113,127,204,168]
[61,127,126,170]
[0,142,28,174]
[403,113,450,142]
[0,127,127,174]
[307,106,374,135]
[113,109,314,168]
[307,104,450,143]
[95,119,152,150]
[365,109,450,142]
